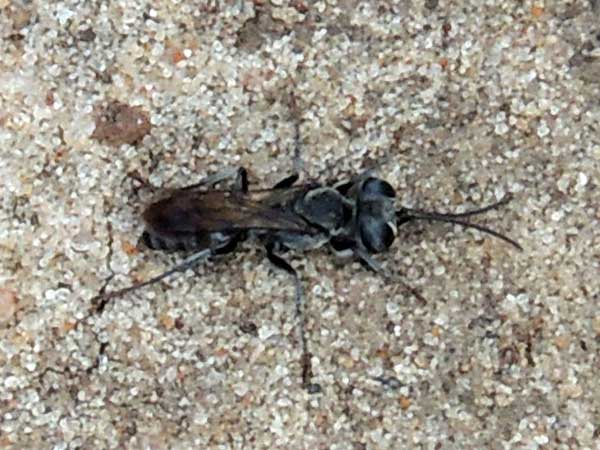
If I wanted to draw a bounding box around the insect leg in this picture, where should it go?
[124,169,170,202]
[189,234,244,278]
[353,247,389,276]
[180,167,242,192]
[287,89,305,174]
[265,243,321,393]
[354,247,427,305]
[92,249,212,313]
[126,170,157,196]
[218,237,243,257]
[233,167,249,193]
[272,173,299,190]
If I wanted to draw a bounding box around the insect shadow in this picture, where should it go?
[93,167,522,393]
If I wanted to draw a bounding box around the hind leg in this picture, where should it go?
[92,248,213,313]
[181,167,248,192]
[272,173,299,189]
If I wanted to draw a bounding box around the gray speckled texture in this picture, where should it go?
[1,1,599,449]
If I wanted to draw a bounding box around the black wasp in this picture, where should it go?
[94,167,522,393]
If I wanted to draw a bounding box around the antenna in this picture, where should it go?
[396,195,522,250]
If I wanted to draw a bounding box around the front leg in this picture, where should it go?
[265,243,321,393]
[353,247,427,305]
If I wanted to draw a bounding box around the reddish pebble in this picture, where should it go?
[91,100,151,146]
[531,6,544,18]
[0,288,17,323]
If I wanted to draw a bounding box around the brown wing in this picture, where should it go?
[142,188,314,235]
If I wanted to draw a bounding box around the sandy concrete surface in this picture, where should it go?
[1,1,599,449]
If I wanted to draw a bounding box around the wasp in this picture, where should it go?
[94,167,522,393]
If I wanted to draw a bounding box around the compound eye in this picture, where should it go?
[359,216,396,253]
[362,178,396,198]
